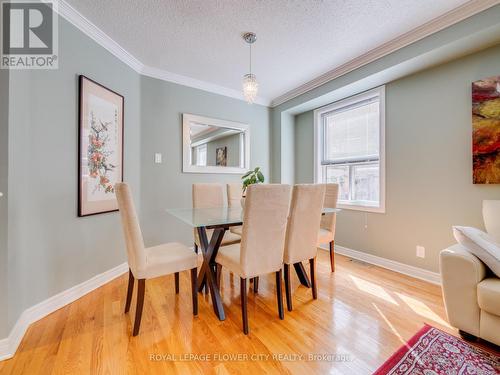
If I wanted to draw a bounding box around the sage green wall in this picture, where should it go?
[280,113,295,184]
[6,17,141,333]
[0,68,9,337]
[294,111,314,184]
[293,44,500,272]
[139,76,270,247]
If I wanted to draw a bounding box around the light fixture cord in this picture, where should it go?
[249,42,252,75]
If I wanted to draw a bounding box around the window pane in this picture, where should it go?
[353,163,379,202]
[323,101,379,162]
[196,144,207,166]
[324,165,349,200]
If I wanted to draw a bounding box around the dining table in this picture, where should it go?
[166,205,340,321]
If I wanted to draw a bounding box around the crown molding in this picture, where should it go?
[270,0,500,107]
[56,0,498,109]
[58,0,143,72]
[140,65,271,106]
[57,0,271,106]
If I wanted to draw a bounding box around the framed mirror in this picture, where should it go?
[182,114,250,174]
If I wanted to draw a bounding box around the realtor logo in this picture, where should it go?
[1,0,58,69]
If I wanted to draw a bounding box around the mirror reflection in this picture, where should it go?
[183,114,250,173]
[189,124,246,168]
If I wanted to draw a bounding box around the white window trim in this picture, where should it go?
[313,86,386,213]
[195,144,207,166]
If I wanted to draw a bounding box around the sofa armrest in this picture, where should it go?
[439,244,487,336]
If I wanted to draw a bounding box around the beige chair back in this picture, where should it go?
[284,184,326,264]
[115,182,146,276]
[483,200,500,242]
[227,183,243,208]
[192,183,224,208]
[240,184,292,278]
[321,184,339,233]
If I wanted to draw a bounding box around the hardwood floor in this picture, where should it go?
[0,251,470,374]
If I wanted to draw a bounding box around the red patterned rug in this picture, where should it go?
[374,325,499,375]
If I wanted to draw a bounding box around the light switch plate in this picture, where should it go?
[154,153,162,164]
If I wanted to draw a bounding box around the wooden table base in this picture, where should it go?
[196,227,226,321]
[293,262,311,288]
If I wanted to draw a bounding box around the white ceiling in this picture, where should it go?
[66,0,472,103]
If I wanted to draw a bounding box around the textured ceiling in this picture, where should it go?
[66,0,470,102]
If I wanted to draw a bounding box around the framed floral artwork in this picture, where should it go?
[78,75,124,217]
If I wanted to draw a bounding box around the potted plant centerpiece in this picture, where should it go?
[241,167,265,210]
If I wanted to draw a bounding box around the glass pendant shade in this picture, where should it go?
[242,73,258,103]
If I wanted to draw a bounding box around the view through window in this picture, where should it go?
[315,87,385,212]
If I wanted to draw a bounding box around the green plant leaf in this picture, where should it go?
[257,171,264,182]
[242,170,253,179]
[254,167,259,173]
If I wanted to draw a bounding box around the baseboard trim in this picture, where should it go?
[0,262,128,362]
[325,244,441,285]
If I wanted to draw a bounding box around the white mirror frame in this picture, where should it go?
[182,113,251,174]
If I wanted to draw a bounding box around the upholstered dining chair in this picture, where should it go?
[215,184,292,334]
[227,182,243,208]
[192,183,241,251]
[226,182,260,292]
[227,182,243,234]
[284,184,326,311]
[317,183,339,272]
[115,183,198,336]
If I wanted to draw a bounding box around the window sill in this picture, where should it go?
[337,202,385,214]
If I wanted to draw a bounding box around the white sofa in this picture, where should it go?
[440,201,500,346]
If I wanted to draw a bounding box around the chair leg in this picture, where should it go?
[310,257,318,300]
[216,264,222,289]
[175,272,180,294]
[125,268,134,313]
[240,278,249,334]
[253,277,259,293]
[329,240,335,272]
[194,243,198,254]
[133,279,145,336]
[276,270,284,320]
[191,267,198,316]
[284,264,293,311]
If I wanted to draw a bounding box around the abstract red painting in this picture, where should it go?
[472,76,500,183]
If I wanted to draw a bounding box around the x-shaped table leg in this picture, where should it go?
[294,262,312,288]
[196,226,226,321]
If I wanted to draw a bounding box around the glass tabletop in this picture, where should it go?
[166,206,340,228]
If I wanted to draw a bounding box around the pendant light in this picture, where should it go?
[242,32,258,104]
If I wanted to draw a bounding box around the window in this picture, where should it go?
[195,144,207,166]
[314,87,385,212]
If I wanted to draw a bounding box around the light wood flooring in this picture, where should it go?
[0,251,480,374]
